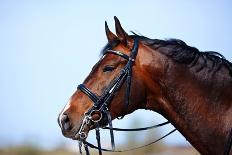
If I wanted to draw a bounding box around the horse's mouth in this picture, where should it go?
[70,120,107,140]
[62,115,108,140]
[69,123,95,140]
[71,127,90,140]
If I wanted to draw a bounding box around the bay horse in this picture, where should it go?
[58,17,232,155]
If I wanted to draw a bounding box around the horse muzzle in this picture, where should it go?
[58,113,89,140]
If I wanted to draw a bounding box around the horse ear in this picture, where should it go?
[114,16,129,45]
[105,21,117,42]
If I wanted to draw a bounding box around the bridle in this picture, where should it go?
[76,36,139,152]
[77,37,139,139]
[75,37,175,155]
[74,37,232,155]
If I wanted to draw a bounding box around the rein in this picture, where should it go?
[76,37,176,154]
[224,128,232,155]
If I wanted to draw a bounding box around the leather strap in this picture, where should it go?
[83,129,176,152]
[224,128,232,155]
[105,109,115,150]
[95,123,102,155]
[78,84,99,103]
[103,121,170,131]
[118,37,139,119]
[78,141,83,155]
[84,142,90,155]
[106,50,130,60]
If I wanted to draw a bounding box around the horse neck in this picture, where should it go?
[140,47,232,155]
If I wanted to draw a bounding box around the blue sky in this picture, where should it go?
[0,0,231,149]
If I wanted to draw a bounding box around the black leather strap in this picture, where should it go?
[95,123,102,155]
[103,121,170,131]
[224,128,232,155]
[78,84,99,103]
[106,50,130,60]
[130,37,139,59]
[121,61,132,119]
[84,142,90,155]
[105,109,115,150]
[83,129,176,152]
[78,141,83,155]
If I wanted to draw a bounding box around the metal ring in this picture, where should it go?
[79,132,87,139]
[89,110,102,123]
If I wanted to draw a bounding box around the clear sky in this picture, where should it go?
[0,0,231,150]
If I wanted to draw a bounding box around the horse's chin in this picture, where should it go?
[69,124,95,140]
[64,118,108,140]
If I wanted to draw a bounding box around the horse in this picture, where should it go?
[58,17,232,155]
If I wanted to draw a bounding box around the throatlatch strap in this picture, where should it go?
[117,37,139,119]
[124,62,132,116]
[105,110,115,150]
[95,123,102,155]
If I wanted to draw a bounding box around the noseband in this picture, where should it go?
[76,37,175,155]
[77,36,138,147]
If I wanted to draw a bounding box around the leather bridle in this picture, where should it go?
[74,37,232,155]
[76,37,139,153]
[77,36,139,136]
[74,37,176,155]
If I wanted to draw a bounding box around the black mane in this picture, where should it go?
[100,34,232,77]
[134,34,232,77]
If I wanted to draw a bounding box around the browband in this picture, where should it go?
[105,50,130,60]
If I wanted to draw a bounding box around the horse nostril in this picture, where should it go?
[60,114,71,131]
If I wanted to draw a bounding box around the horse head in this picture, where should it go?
[57,17,164,140]
[58,17,232,155]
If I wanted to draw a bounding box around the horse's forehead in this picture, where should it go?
[101,49,126,63]
[119,44,132,53]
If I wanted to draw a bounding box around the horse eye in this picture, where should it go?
[103,66,115,72]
